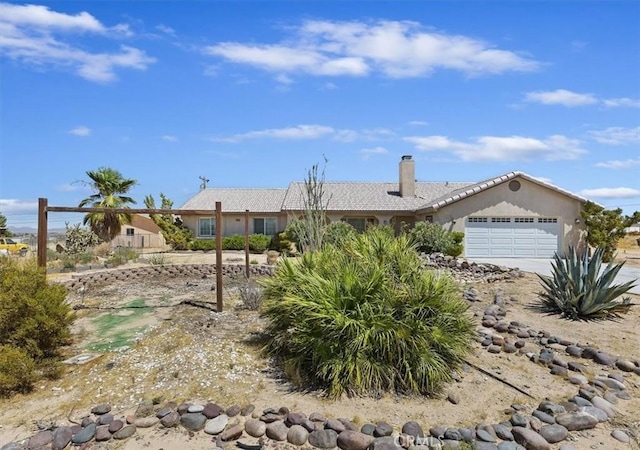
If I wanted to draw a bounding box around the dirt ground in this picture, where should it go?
[0,251,639,450]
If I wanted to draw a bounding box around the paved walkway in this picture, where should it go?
[469,258,640,295]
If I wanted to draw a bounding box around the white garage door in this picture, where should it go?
[465,217,560,258]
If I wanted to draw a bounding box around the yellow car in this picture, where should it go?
[0,237,29,256]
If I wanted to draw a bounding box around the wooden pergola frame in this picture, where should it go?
[36,198,252,312]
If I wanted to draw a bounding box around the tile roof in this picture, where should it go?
[180,188,288,213]
[179,171,588,214]
[420,171,589,211]
[281,181,473,212]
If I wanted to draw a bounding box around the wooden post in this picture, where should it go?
[245,210,250,278]
[215,202,223,312]
[37,198,48,268]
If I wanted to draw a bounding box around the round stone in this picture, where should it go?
[611,429,631,443]
[539,424,568,443]
[309,429,339,448]
[401,421,424,438]
[287,425,309,445]
[160,411,180,428]
[374,422,393,437]
[615,359,636,372]
[511,427,550,450]
[204,414,229,435]
[266,421,289,441]
[245,418,267,437]
[337,430,375,450]
[180,412,207,432]
[113,424,136,440]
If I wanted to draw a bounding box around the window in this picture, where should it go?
[491,217,511,223]
[254,218,277,236]
[538,218,558,223]
[126,228,135,236]
[343,217,375,232]
[514,217,534,223]
[468,217,488,223]
[198,217,216,236]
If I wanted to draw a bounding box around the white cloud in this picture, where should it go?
[589,126,640,145]
[69,125,91,136]
[213,124,394,143]
[155,24,175,36]
[602,97,640,108]
[532,176,553,184]
[525,89,598,107]
[275,73,294,85]
[0,3,155,82]
[404,134,587,162]
[0,199,38,214]
[360,146,388,159]
[214,124,335,142]
[161,135,178,142]
[56,183,80,192]
[580,187,640,199]
[408,120,429,126]
[595,158,640,169]
[524,89,639,108]
[204,19,539,79]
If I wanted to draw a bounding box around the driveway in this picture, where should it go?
[469,258,640,295]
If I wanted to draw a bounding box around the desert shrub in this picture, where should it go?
[324,221,357,247]
[222,234,245,251]
[269,232,294,255]
[0,345,36,396]
[248,234,271,253]
[64,223,100,255]
[190,239,216,251]
[145,194,194,250]
[93,242,111,257]
[283,220,305,250]
[447,231,465,257]
[408,222,454,254]
[0,259,74,396]
[536,247,635,321]
[260,227,475,398]
[106,247,137,266]
[239,278,264,310]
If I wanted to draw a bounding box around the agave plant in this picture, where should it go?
[259,226,476,398]
[537,246,636,321]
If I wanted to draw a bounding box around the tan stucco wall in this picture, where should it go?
[430,177,585,254]
[181,213,288,238]
[111,225,168,249]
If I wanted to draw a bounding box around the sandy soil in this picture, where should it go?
[0,252,639,450]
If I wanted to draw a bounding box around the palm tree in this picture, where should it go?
[79,167,137,242]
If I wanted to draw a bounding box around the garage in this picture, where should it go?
[465,217,560,258]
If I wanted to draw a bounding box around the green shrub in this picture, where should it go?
[248,234,271,253]
[324,222,357,247]
[260,227,475,398]
[536,247,635,321]
[222,234,245,251]
[0,259,74,396]
[447,231,465,257]
[106,247,138,266]
[0,345,36,396]
[269,232,294,255]
[283,220,305,249]
[190,239,216,251]
[408,222,464,256]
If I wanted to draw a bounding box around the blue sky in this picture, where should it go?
[1,1,639,229]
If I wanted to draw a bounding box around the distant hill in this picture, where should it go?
[9,226,66,235]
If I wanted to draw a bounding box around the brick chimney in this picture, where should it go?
[399,155,415,197]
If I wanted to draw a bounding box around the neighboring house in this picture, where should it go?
[625,223,640,233]
[180,155,588,259]
[110,214,169,250]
